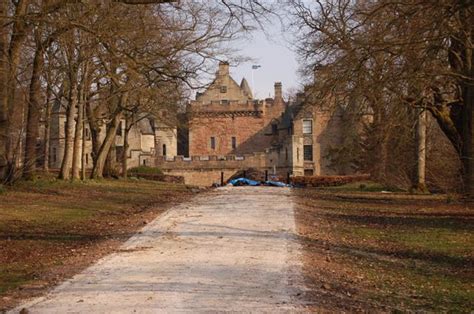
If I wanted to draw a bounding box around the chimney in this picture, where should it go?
[296,92,305,104]
[218,61,230,76]
[274,82,282,100]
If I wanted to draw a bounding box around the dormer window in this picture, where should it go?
[272,124,278,135]
[220,86,227,93]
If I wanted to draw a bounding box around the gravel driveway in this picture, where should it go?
[12,186,307,313]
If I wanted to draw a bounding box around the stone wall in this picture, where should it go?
[291,104,345,176]
[161,169,237,187]
[155,153,293,186]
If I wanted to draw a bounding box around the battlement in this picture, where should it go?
[188,100,263,112]
[154,152,270,171]
[187,98,287,119]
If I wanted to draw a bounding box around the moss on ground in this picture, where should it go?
[294,189,473,312]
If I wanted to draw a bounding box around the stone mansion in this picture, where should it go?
[46,61,343,185]
[156,61,344,185]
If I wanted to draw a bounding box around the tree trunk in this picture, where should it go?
[81,100,87,180]
[59,74,78,180]
[104,142,116,177]
[0,1,8,177]
[3,0,28,182]
[23,35,45,180]
[71,85,84,180]
[413,107,428,193]
[91,112,121,179]
[122,117,130,178]
[43,86,52,173]
[463,83,473,199]
[370,105,389,182]
[85,100,101,166]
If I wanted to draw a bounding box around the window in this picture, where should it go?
[220,85,227,93]
[297,148,299,161]
[304,145,313,161]
[143,159,146,166]
[115,147,122,162]
[272,124,278,135]
[116,121,123,136]
[285,148,288,161]
[303,119,313,134]
[162,144,167,156]
[210,137,216,150]
[231,137,237,149]
[221,99,229,105]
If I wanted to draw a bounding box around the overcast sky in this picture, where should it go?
[229,25,301,100]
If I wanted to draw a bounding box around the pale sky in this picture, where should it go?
[229,26,300,99]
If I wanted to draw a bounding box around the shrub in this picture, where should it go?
[128,166,163,175]
[291,174,370,187]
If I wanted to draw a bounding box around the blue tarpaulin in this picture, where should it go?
[228,177,292,187]
[265,180,291,187]
[228,178,261,186]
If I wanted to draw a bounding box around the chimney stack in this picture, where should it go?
[296,92,305,104]
[274,82,282,100]
[218,61,230,76]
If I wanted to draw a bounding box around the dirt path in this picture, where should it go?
[11,187,307,313]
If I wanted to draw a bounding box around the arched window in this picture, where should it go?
[162,144,167,156]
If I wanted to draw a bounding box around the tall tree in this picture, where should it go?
[290,0,474,197]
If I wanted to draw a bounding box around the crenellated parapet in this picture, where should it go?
[154,152,272,171]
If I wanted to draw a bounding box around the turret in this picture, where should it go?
[240,78,253,99]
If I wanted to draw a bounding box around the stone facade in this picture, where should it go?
[155,61,346,186]
[36,61,345,184]
[48,104,177,170]
[188,62,286,156]
[281,95,345,176]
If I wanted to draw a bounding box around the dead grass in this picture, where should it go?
[293,189,473,312]
[0,178,197,311]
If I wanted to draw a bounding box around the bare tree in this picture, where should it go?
[289,0,473,197]
[0,0,274,182]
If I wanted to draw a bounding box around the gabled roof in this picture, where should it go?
[51,99,66,114]
[240,78,253,99]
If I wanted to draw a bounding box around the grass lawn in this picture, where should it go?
[294,188,473,312]
[0,178,195,310]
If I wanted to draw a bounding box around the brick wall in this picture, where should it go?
[189,114,269,156]
[188,99,287,157]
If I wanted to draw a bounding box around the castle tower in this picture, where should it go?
[240,78,253,100]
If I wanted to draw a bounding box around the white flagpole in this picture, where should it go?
[251,65,261,98]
